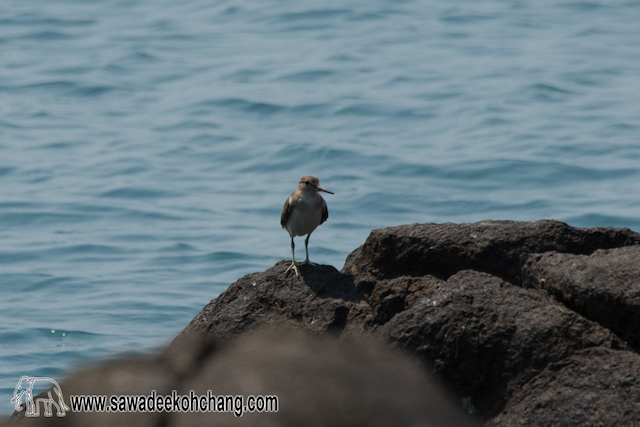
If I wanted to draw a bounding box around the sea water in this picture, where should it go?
[1,0,640,416]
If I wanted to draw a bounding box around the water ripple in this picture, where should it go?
[100,187,175,199]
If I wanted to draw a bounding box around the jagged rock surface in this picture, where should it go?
[379,270,624,417]
[486,347,640,427]
[342,219,640,284]
[523,245,640,350]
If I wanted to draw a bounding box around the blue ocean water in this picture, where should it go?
[1,0,640,416]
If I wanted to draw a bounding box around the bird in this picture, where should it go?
[281,176,333,276]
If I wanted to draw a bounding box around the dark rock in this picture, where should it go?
[170,329,480,427]
[172,261,372,346]
[368,275,444,324]
[5,330,478,427]
[380,270,624,418]
[343,220,640,285]
[6,357,177,427]
[140,221,640,423]
[486,347,640,427]
[523,245,640,350]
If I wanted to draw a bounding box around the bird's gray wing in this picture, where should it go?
[281,196,293,229]
[320,199,329,224]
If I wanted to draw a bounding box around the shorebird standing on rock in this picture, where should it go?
[281,176,333,276]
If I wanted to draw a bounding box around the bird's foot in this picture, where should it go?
[302,260,317,267]
[285,261,299,276]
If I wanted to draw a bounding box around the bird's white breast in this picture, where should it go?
[285,196,325,237]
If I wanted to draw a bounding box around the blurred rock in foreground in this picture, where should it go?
[6,330,476,427]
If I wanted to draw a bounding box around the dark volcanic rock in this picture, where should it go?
[164,220,640,422]
[368,275,444,324]
[486,348,640,427]
[523,245,640,350]
[172,261,372,345]
[380,270,624,418]
[343,220,640,285]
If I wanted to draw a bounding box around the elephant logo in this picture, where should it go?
[10,376,69,417]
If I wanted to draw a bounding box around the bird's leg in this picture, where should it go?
[285,236,299,276]
[303,233,317,266]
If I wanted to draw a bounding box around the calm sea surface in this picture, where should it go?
[1,0,640,415]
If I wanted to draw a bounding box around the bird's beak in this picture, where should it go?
[317,186,333,195]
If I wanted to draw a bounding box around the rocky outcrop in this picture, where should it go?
[7,220,640,426]
[342,219,640,285]
[379,270,624,417]
[523,245,640,350]
[175,262,367,341]
[486,347,640,427]
[167,219,640,425]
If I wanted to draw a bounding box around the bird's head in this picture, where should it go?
[298,176,333,194]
